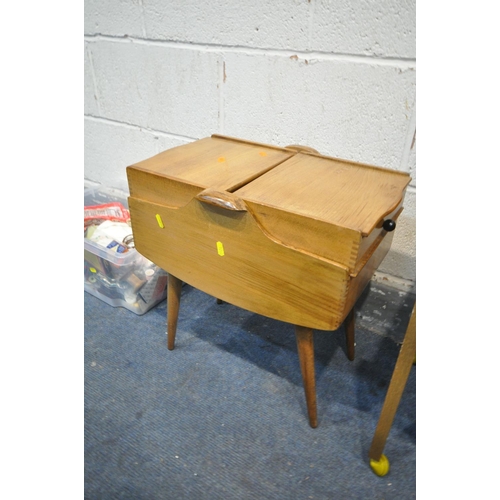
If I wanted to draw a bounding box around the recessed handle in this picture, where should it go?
[382,219,396,232]
[195,188,247,212]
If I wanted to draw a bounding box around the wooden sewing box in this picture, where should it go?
[126,134,411,427]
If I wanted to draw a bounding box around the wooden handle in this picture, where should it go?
[195,188,247,212]
[285,144,320,154]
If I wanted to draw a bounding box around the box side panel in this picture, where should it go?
[245,201,361,271]
[343,230,396,316]
[352,200,405,276]
[128,196,349,330]
[127,167,204,208]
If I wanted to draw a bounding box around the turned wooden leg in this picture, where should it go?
[345,308,356,361]
[167,274,182,350]
[369,305,416,463]
[295,326,318,428]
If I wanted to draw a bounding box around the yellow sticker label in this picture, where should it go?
[156,214,164,228]
[217,156,226,162]
[216,241,225,256]
[259,151,267,157]
[90,268,96,273]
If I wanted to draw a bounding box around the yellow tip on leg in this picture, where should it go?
[370,454,390,476]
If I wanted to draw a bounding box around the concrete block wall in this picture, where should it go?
[84,0,416,284]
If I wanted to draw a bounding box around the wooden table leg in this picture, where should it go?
[295,326,318,428]
[167,274,182,350]
[369,305,416,476]
[345,308,355,361]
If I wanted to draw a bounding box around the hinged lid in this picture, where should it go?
[235,152,411,237]
[129,135,295,192]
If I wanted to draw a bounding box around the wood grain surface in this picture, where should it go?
[128,196,350,330]
[235,152,410,236]
[129,136,294,193]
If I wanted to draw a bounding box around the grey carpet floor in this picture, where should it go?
[85,280,416,499]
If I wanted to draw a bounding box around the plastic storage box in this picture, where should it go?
[84,184,168,314]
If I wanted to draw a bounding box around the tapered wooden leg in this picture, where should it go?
[345,308,355,361]
[295,326,317,428]
[167,274,182,350]
[369,305,416,463]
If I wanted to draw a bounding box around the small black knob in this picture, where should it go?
[383,219,396,232]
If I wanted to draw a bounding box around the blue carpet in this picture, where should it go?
[85,282,416,499]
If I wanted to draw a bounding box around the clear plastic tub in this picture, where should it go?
[84,184,168,315]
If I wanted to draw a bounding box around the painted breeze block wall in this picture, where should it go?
[84,0,416,284]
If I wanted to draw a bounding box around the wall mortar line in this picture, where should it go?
[400,107,416,172]
[85,43,102,116]
[83,34,416,68]
[307,0,315,51]
[138,0,147,38]
[218,56,226,134]
[84,114,198,142]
